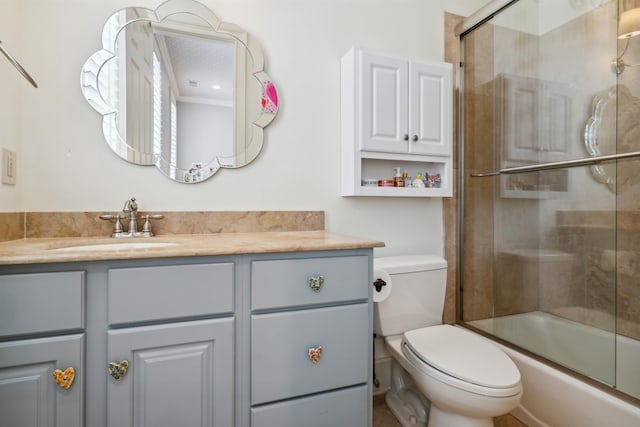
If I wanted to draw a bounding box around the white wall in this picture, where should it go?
[6,0,486,257]
[176,102,233,169]
[0,0,24,210]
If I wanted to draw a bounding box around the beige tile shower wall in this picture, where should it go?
[455,18,497,322]
[556,210,640,341]
[0,211,324,241]
[443,12,463,325]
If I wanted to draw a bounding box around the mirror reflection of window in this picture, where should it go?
[123,18,154,163]
[96,11,125,158]
[170,93,178,180]
[152,51,162,160]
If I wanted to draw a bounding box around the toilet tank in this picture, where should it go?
[373,255,448,337]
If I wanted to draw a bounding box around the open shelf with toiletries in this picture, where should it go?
[357,155,451,197]
[500,167,569,199]
[341,46,453,197]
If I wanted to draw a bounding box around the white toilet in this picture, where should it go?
[374,255,522,427]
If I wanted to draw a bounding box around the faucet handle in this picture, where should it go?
[140,214,164,237]
[100,214,125,235]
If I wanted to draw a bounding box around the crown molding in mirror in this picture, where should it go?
[80,0,279,183]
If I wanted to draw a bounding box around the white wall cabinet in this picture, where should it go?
[496,73,573,199]
[0,249,373,427]
[341,46,453,197]
[497,73,574,163]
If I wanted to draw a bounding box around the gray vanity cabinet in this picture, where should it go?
[249,255,372,427]
[0,248,374,427]
[105,263,235,427]
[0,271,86,427]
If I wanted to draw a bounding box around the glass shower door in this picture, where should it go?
[459,0,627,394]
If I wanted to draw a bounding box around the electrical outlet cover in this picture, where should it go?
[2,148,16,185]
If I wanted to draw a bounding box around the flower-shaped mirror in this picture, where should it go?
[584,85,640,193]
[80,0,279,183]
[584,87,617,192]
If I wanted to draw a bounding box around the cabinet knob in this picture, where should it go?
[412,135,418,142]
[403,134,409,141]
[308,345,323,364]
[108,359,130,381]
[307,275,325,292]
[53,367,76,389]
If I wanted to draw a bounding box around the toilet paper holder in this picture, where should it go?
[373,278,386,292]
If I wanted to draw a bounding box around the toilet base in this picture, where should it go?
[383,333,520,427]
[428,406,493,427]
[385,359,429,427]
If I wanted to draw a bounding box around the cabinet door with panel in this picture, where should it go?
[0,334,84,427]
[106,318,234,427]
[409,60,452,156]
[360,51,409,154]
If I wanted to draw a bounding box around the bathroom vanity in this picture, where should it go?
[0,232,383,427]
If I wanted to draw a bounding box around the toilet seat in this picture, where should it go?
[401,325,521,398]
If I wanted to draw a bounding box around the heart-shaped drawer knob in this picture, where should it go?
[308,345,323,364]
[108,359,129,380]
[53,367,75,389]
[307,275,325,293]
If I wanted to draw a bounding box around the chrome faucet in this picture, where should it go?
[100,197,163,238]
[123,197,139,236]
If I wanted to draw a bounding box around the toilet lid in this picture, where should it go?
[403,325,520,389]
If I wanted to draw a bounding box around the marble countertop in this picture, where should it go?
[0,231,385,266]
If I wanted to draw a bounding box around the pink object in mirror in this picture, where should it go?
[262,81,279,113]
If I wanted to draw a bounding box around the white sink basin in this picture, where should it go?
[53,241,176,252]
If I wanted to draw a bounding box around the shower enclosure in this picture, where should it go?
[459,0,640,401]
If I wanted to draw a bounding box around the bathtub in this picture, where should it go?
[466,311,640,427]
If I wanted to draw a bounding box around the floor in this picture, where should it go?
[372,395,401,427]
[372,395,527,427]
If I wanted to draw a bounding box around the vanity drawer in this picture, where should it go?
[251,384,368,427]
[251,255,369,310]
[0,271,85,338]
[251,303,369,405]
[108,263,234,325]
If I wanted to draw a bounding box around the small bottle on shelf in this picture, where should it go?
[403,170,412,188]
[394,167,404,187]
